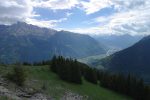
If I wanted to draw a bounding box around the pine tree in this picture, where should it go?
[51,55,57,73]
[84,67,97,84]
[70,60,82,84]
[50,56,82,84]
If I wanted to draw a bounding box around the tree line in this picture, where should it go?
[9,56,150,100]
[50,56,150,100]
[22,60,50,66]
[51,56,82,84]
[98,71,150,100]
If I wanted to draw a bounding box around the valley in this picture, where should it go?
[0,22,150,100]
[0,0,150,100]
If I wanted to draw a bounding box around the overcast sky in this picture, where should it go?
[0,0,150,35]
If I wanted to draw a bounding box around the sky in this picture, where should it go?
[0,0,150,35]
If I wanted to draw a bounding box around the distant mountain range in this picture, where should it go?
[101,35,150,83]
[92,34,143,51]
[0,22,105,63]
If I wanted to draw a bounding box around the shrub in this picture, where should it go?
[6,66,27,86]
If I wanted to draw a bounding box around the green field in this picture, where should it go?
[78,54,106,69]
[0,65,131,100]
[0,96,11,100]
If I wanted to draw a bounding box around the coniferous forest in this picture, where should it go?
[51,56,82,84]
[49,56,150,100]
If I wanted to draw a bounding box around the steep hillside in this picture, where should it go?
[0,65,131,100]
[101,35,150,83]
[0,22,105,63]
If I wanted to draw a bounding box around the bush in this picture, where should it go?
[6,66,27,86]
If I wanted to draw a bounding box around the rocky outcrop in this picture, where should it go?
[0,77,51,100]
[0,77,88,100]
[61,91,88,100]
[0,85,21,100]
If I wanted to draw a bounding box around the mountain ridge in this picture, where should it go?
[101,35,150,83]
[0,22,105,63]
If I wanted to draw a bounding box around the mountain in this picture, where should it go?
[92,34,143,51]
[0,22,105,63]
[101,35,150,83]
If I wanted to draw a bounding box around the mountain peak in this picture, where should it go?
[0,23,105,63]
[1,22,56,37]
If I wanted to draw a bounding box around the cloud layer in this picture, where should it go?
[0,0,70,27]
[0,0,33,25]
[0,0,150,35]
[89,0,150,35]
[32,0,79,10]
[72,0,150,35]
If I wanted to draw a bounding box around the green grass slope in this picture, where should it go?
[0,65,131,100]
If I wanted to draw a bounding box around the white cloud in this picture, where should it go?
[76,0,150,35]
[0,0,150,36]
[106,0,150,35]
[66,26,113,35]
[80,0,150,14]
[0,0,69,28]
[81,0,112,14]
[26,17,67,28]
[0,0,34,25]
[33,0,79,10]
[112,0,149,11]
[66,12,73,17]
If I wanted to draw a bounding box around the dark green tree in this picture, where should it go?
[50,56,82,84]
[84,67,97,84]
[6,66,27,86]
[70,60,82,84]
[51,55,57,73]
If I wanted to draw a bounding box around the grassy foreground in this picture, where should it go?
[0,65,131,100]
